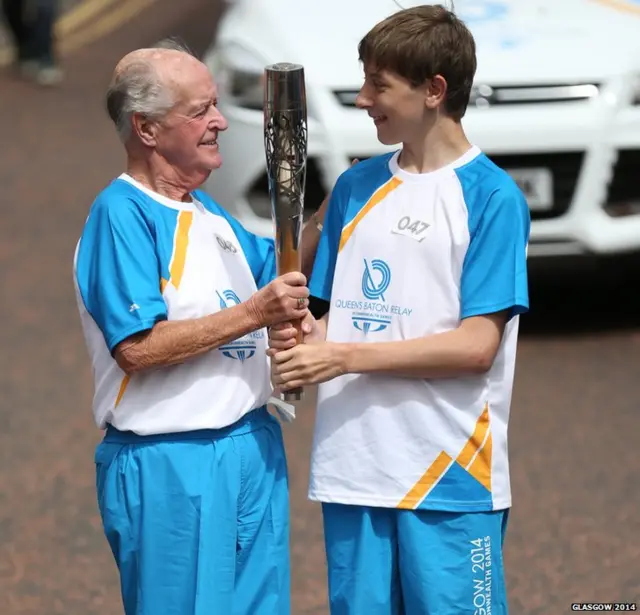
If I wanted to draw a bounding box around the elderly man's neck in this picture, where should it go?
[126,156,208,203]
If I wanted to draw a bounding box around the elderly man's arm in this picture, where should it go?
[114,271,309,375]
[114,302,254,374]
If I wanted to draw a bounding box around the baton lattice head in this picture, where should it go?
[264,110,308,217]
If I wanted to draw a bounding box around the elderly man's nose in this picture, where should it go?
[210,108,228,130]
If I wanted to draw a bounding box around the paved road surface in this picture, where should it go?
[0,1,638,613]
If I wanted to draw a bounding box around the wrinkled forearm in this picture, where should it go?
[116,301,260,374]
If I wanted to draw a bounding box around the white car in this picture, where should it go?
[203,0,640,257]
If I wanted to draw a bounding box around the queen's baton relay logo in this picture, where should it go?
[362,259,391,301]
[334,258,412,334]
[216,290,263,361]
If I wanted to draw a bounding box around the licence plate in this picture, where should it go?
[506,168,553,211]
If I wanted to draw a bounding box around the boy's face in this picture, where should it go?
[355,66,432,146]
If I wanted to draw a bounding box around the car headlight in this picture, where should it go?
[210,43,266,111]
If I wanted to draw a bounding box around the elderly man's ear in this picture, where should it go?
[132,113,158,146]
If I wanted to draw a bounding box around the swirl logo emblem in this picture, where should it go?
[217,290,258,361]
[351,258,393,334]
[362,259,391,301]
[218,290,241,309]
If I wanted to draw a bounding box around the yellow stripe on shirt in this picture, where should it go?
[338,177,402,253]
[167,211,193,290]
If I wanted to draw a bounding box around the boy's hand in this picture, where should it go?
[271,342,347,390]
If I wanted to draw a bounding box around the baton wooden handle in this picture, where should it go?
[278,230,304,402]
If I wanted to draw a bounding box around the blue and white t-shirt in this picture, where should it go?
[74,175,275,435]
[308,146,530,512]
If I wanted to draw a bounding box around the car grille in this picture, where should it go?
[334,84,599,108]
[487,152,584,220]
[468,84,599,107]
[350,152,584,220]
[606,149,640,204]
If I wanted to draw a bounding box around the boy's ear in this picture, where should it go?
[425,75,448,110]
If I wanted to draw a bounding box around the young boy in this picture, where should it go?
[270,5,530,614]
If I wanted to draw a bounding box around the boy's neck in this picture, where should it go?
[398,117,472,174]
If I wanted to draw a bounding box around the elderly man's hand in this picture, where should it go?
[247,272,309,329]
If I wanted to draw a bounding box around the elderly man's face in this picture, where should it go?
[154,60,228,176]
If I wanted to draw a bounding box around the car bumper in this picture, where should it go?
[206,77,640,257]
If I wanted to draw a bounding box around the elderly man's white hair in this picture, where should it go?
[105,38,197,142]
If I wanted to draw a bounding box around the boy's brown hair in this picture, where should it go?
[358,4,477,121]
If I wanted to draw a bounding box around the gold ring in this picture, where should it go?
[298,297,306,308]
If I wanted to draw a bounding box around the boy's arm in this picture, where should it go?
[336,311,506,378]
[271,312,505,388]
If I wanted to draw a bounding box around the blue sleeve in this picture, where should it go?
[196,191,276,289]
[309,176,348,301]
[75,197,167,353]
[460,185,530,320]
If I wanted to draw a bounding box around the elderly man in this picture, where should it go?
[73,42,326,615]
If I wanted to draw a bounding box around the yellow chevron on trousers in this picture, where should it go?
[397,403,493,508]
[456,404,490,468]
[456,403,492,492]
[468,430,492,492]
[397,451,453,509]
